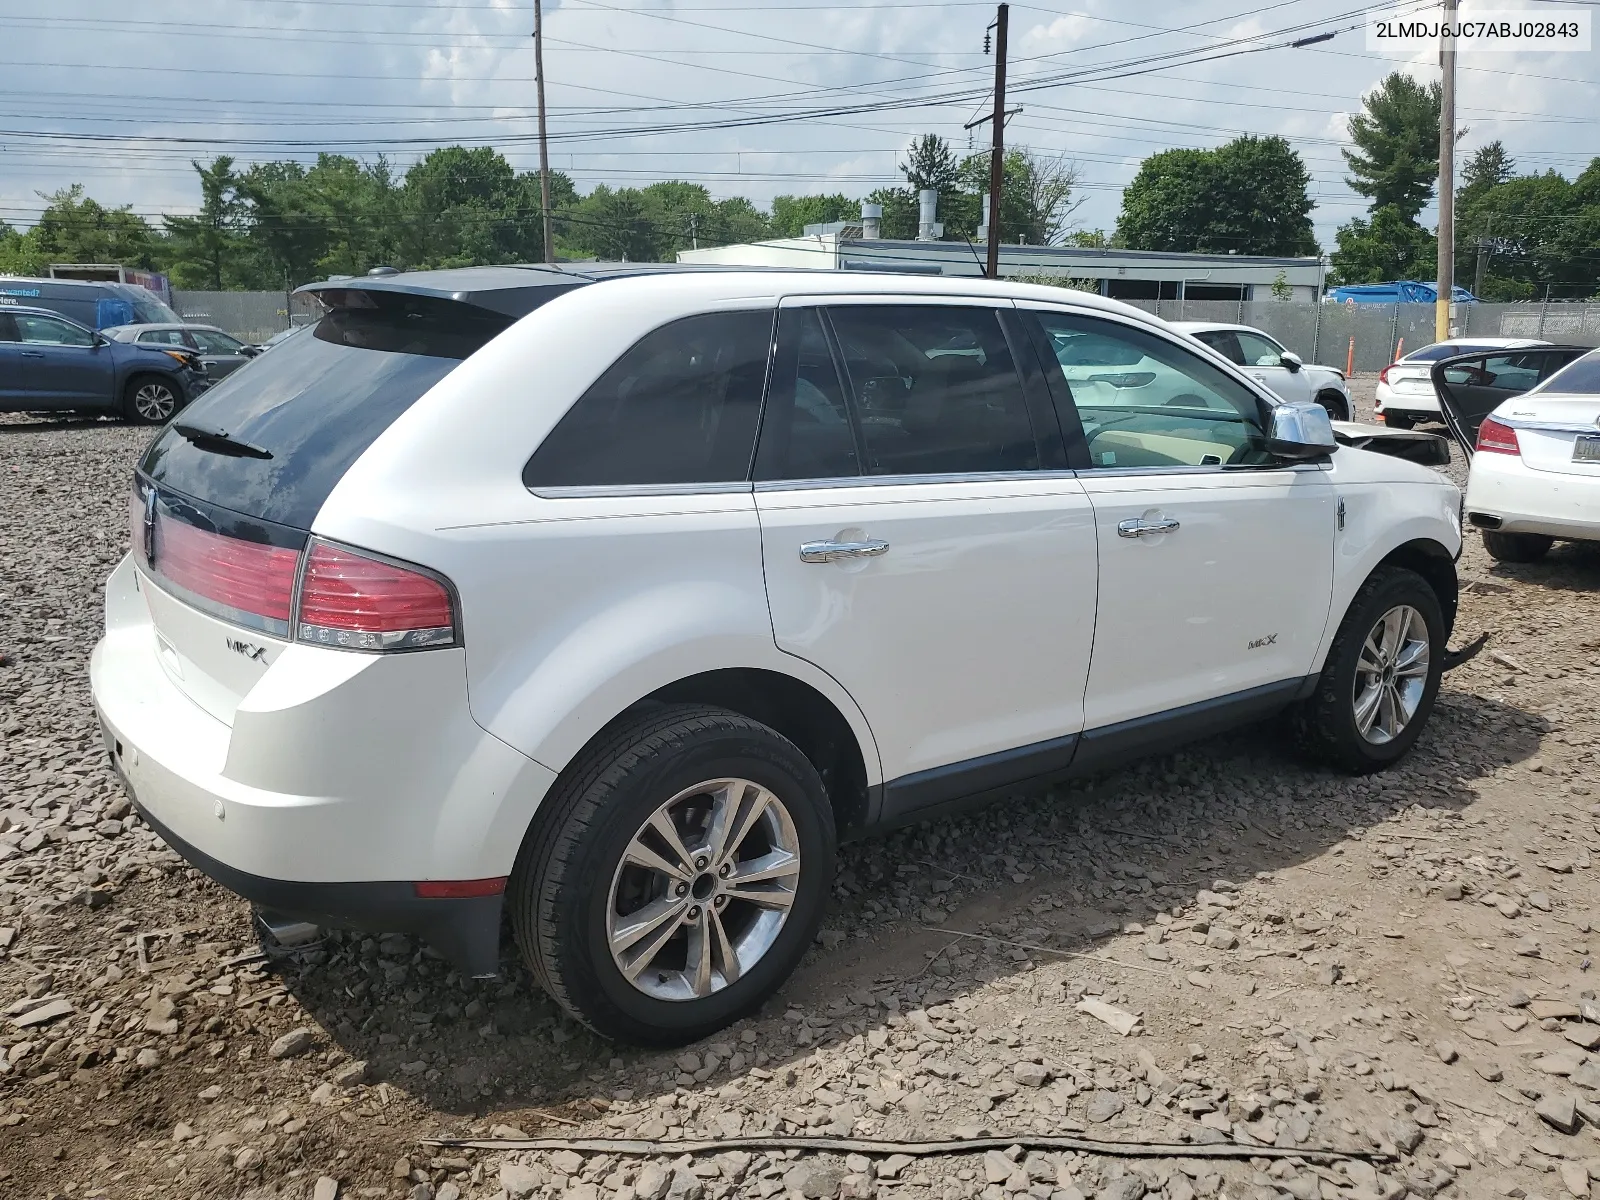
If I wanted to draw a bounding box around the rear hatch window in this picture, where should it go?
[140,290,515,530]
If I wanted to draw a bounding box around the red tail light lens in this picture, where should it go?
[148,510,299,635]
[296,540,457,651]
[1476,416,1521,456]
[1379,365,1393,385]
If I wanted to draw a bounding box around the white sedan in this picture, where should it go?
[1375,337,1550,429]
[1171,321,1352,420]
[1452,349,1600,561]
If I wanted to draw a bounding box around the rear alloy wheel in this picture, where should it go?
[124,377,180,424]
[510,705,834,1045]
[1481,529,1553,563]
[1292,566,1444,773]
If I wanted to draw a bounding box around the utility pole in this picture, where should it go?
[1436,0,1456,340]
[533,0,555,264]
[1473,214,1492,298]
[985,3,1008,280]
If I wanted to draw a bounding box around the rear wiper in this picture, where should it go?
[172,422,273,460]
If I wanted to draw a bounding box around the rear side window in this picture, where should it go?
[141,293,513,529]
[1191,329,1245,365]
[524,310,773,489]
[1406,342,1504,362]
[139,329,189,346]
[826,304,1038,476]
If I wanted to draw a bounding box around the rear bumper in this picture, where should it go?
[118,777,504,976]
[1466,454,1600,542]
[89,554,557,974]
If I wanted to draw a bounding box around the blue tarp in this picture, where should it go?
[1327,281,1479,304]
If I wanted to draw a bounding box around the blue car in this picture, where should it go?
[0,305,208,423]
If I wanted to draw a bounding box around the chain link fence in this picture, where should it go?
[171,291,321,343]
[174,289,1600,372]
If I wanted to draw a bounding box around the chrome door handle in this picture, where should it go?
[1117,517,1180,539]
[799,538,889,563]
[20,350,45,359]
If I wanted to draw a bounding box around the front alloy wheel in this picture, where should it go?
[609,778,800,1001]
[127,379,179,423]
[1352,604,1430,745]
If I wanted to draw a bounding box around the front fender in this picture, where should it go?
[1315,471,1463,669]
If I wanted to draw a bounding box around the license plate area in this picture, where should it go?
[1573,435,1600,463]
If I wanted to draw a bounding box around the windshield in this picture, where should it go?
[141,293,512,529]
[1405,342,1507,363]
[1534,351,1600,395]
[125,286,181,324]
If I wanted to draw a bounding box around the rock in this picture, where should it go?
[839,1174,873,1200]
[313,1179,340,1200]
[550,1150,585,1176]
[984,1151,1013,1184]
[1315,964,1340,986]
[1568,1027,1600,1052]
[1440,882,1463,901]
[1388,1119,1424,1153]
[1204,927,1238,950]
[1144,944,1171,962]
[234,1147,264,1172]
[1434,1040,1458,1064]
[331,1059,368,1088]
[1013,1061,1048,1088]
[1074,997,1140,1036]
[877,1155,913,1181]
[436,1186,461,1200]
[1085,1092,1125,1123]
[268,1027,315,1059]
[1540,1094,1581,1135]
[634,1164,671,1200]
[1474,1061,1504,1082]
[1098,1177,1147,1200]
[1563,1161,1592,1198]
[1530,891,1554,912]
[783,1161,845,1199]
[11,997,72,1028]
[500,1160,547,1199]
[1577,1098,1600,1129]
[1538,1050,1588,1076]
[135,1048,159,1069]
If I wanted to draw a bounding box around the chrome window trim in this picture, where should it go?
[1498,418,1600,436]
[527,481,755,500]
[754,469,1078,493]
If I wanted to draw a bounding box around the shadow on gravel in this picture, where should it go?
[1485,541,1600,593]
[0,416,127,435]
[259,685,1547,1128]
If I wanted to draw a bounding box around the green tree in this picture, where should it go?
[769,194,858,238]
[1115,135,1317,255]
[28,185,160,269]
[1329,205,1437,284]
[1459,141,1515,205]
[1343,72,1441,222]
[401,146,574,267]
[958,148,1081,246]
[901,134,962,195]
[0,219,41,274]
[235,155,403,285]
[1453,161,1600,300]
[164,156,245,289]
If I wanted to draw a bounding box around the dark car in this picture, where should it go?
[0,276,181,330]
[103,322,262,380]
[0,306,207,422]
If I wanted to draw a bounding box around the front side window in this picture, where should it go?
[1030,310,1272,469]
[523,309,773,489]
[1234,330,1286,368]
[15,313,94,347]
[754,308,860,482]
[193,330,245,354]
[826,304,1038,476]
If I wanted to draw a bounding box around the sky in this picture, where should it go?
[0,0,1596,252]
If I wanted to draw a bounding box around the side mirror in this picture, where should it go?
[1267,400,1336,460]
[240,345,261,357]
[1281,350,1303,373]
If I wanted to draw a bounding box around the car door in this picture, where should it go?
[13,312,114,407]
[753,299,1099,822]
[0,313,22,406]
[1019,305,1335,766]
[1234,329,1313,407]
[1433,348,1588,447]
[190,328,252,378]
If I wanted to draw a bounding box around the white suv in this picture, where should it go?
[1169,321,1352,420]
[92,266,1465,1044]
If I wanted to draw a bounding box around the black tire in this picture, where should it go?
[1292,566,1445,774]
[1316,391,1350,421]
[509,704,835,1045]
[1481,529,1553,563]
[122,375,182,424]
[1381,412,1416,430]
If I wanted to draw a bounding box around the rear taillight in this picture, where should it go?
[1379,365,1394,385]
[296,540,456,652]
[151,514,300,634]
[1476,416,1521,456]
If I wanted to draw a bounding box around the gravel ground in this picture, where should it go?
[5,388,1600,1200]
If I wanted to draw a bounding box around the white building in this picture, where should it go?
[678,203,1326,304]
